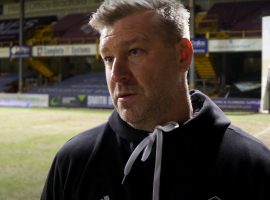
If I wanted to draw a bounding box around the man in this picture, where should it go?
[41,0,270,200]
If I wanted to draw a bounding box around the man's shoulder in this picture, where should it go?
[56,123,110,161]
[226,125,269,150]
[222,124,270,165]
[67,123,108,146]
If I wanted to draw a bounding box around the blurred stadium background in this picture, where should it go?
[0,0,269,112]
[0,0,270,199]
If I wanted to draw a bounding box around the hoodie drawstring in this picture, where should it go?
[122,122,179,200]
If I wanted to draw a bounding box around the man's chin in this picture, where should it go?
[118,108,140,125]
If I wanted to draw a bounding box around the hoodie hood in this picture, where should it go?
[109,89,231,142]
[185,90,231,132]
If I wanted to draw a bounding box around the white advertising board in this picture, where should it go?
[0,93,49,107]
[87,95,113,108]
[32,44,96,57]
[0,47,9,58]
[208,38,261,52]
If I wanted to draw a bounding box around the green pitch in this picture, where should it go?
[0,107,111,200]
[0,107,269,200]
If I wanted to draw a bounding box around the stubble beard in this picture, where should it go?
[113,90,175,132]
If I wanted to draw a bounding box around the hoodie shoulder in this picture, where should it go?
[56,123,108,162]
[225,124,270,158]
[218,124,270,176]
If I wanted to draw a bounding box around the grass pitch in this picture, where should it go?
[0,107,269,200]
[0,107,111,200]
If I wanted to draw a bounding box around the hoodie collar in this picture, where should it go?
[185,90,231,132]
[109,110,149,143]
[108,89,231,142]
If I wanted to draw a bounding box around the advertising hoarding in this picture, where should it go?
[0,94,49,107]
[208,38,261,52]
[191,38,208,54]
[0,47,9,58]
[10,45,31,58]
[32,44,96,57]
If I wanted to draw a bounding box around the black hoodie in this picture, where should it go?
[41,90,270,200]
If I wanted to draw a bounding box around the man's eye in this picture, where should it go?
[129,48,143,56]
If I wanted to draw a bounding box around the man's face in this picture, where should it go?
[100,11,188,131]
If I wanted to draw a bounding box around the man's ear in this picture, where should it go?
[178,38,193,71]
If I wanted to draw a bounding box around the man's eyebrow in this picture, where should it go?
[100,37,148,54]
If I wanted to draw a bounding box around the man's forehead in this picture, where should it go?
[100,31,148,52]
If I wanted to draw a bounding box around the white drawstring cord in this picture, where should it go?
[122,122,179,200]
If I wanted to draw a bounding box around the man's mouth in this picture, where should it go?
[118,93,133,98]
[117,93,137,102]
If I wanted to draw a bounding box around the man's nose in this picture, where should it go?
[110,58,130,82]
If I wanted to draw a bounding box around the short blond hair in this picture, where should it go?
[89,0,190,43]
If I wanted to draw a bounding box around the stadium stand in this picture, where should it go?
[0,16,57,46]
[193,0,269,98]
[0,72,36,92]
[199,0,270,38]
[28,72,109,96]
[0,73,18,92]
[210,1,270,30]
[53,13,99,44]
